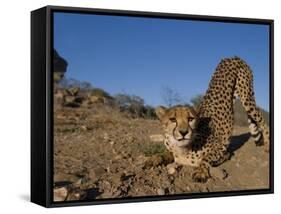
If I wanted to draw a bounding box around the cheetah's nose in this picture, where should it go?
[179,129,188,137]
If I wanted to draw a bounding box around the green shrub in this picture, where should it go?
[142,143,166,156]
[91,88,112,99]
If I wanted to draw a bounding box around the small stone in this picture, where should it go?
[88,167,106,181]
[209,167,228,180]
[64,95,75,103]
[67,191,83,201]
[149,134,164,142]
[53,187,68,202]
[157,188,165,195]
[67,87,80,96]
[168,168,176,175]
[168,175,175,182]
[80,125,87,131]
[167,164,177,175]
[103,133,109,141]
[101,192,114,199]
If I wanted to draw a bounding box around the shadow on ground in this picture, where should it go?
[19,194,29,202]
[228,132,251,153]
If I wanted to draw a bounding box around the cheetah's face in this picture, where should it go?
[156,106,198,147]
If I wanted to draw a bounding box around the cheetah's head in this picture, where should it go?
[156,105,198,147]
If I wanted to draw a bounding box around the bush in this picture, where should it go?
[90,88,112,99]
[114,94,144,117]
[161,86,182,107]
[142,143,166,156]
[143,105,157,119]
[114,93,157,119]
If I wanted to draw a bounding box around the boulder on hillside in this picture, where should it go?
[63,87,84,108]
[53,49,68,84]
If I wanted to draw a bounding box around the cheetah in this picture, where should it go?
[156,57,270,182]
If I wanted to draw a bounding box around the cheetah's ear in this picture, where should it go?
[155,106,167,120]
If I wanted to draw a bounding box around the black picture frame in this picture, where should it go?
[31,5,274,208]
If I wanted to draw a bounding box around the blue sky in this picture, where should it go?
[54,12,270,110]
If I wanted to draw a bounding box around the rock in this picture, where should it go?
[100,192,114,199]
[120,171,135,181]
[72,178,83,187]
[209,167,228,180]
[53,49,67,84]
[67,87,80,96]
[80,125,93,131]
[53,187,68,202]
[63,97,81,108]
[167,163,177,175]
[157,188,165,195]
[67,191,83,201]
[60,87,85,108]
[80,125,88,131]
[88,167,106,181]
[88,95,105,104]
[54,173,80,183]
[64,95,76,104]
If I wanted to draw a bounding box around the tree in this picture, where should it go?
[190,94,204,108]
[114,94,132,107]
[59,77,80,89]
[80,81,92,91]
[114,93,146,117]
[161,86,181,107]
[143,105,157,119]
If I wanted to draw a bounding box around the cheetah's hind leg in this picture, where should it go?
[236,76,270,152]
[210,150,233,167]
[248,116,264,146]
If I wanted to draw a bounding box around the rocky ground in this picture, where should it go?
[53,103,270,202]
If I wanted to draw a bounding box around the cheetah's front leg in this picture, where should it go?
[191,142,229,182]
[192,162,210,183]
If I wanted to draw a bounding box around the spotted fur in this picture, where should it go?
[156,57,270,182]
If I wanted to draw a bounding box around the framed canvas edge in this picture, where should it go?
[31,7,48,207]
[46,5,274,24]
[49,189,273,208]
[31,5,274,208]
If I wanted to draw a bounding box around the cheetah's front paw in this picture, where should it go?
[192,166,210,183]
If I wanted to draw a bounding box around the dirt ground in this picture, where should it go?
[53,104,270,201]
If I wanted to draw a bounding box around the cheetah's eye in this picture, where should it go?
[169,117,177,123]
[188,117,194,122]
